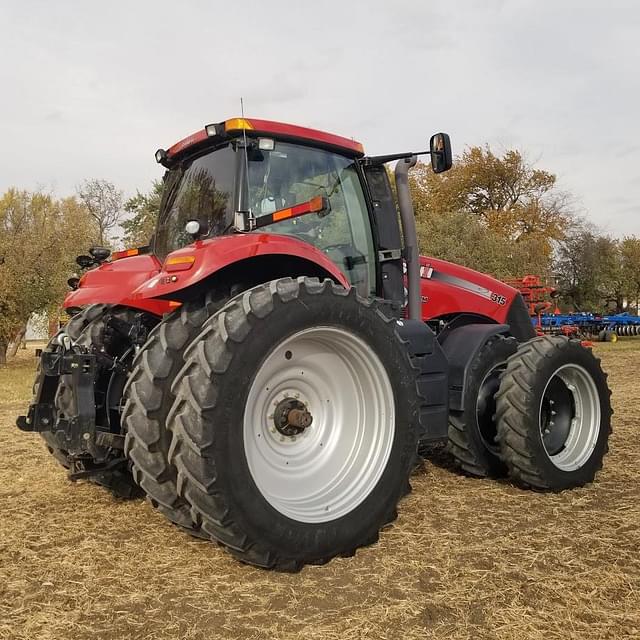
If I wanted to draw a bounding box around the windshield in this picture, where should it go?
[154,144,236,260]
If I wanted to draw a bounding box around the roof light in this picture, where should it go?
[224,118,254,132]
[205,123,221,137]
[155,149,167,164]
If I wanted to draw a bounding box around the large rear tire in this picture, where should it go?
[447,335,517,477]
[123,295,225,531]
[496,336,612,490]
[168,278,420,571]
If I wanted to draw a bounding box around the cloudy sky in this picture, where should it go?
[1,1,638,235]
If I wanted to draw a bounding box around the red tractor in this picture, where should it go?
[18,118,612,570]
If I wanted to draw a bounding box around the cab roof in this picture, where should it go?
[163,117,365,162]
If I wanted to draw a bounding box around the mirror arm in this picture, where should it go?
[362,150,430,166]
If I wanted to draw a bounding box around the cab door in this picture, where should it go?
[360,163,405,306]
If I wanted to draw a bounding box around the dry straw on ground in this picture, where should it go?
[1,342,639,640]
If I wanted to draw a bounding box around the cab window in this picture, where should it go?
[246,142,376,297]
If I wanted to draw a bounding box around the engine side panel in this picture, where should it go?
[64,254,172,316]
[419,256,518,325]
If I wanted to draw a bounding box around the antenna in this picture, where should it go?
[240,97,251,217]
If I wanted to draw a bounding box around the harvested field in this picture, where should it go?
[1,341,639,640]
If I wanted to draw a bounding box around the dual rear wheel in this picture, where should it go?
[448,334,612,490]
[125,277,420,569]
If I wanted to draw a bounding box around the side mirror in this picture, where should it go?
[430,133,452,174]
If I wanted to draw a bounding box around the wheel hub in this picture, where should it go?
[273,397,313,437]
[538,363,601,470]
[243,325,395,523]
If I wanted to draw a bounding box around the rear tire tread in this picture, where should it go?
[169,277,417,571]
[124,294,224,531]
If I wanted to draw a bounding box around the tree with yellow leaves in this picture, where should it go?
[0,189,94,363]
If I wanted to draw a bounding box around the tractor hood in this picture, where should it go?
[418,256,519,325]
[64,253,173,316]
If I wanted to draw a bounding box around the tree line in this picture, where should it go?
[1,147,639,363]
[410,147,640,314]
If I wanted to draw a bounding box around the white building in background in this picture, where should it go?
[25,313,48,341]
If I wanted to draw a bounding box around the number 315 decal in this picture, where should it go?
[490,292,507,306]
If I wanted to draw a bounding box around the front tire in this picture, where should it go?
[168,278,420,571]
[54,306,150,498]
[496,336,612,490]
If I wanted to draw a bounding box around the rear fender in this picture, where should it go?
[133,233,350,301]
[438,322,510,411]
[395,319,449,443]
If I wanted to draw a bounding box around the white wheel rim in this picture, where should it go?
[539,363,601,471]
[243,326,395,523]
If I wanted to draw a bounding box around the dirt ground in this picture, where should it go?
[1,341,639,640]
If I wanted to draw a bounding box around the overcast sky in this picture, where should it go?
[1,1,639,235]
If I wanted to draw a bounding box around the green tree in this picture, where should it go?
[620,236,640,312]
[122,180,163,246]
[554,225,622,312]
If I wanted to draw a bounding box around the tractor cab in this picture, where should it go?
[151,118,451,303]
[154,121,376,297]
[153,118,392,296]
